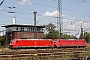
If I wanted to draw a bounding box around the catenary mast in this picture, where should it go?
[57,0,63,38]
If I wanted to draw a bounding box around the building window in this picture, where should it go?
[36,28,43,32]
[16,27,18,30]
[27,27,29,31]
[30,27,34,32]
[27,27,31,31]
[29,28,31,31]
[37,28,40,32]
[31,28,32,31]
[33,28,34,31]
[21,27,24,31]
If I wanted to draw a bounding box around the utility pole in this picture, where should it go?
[80,23,84,39]
[57,0,63,38]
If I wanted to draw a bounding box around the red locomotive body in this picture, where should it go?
[9,39,54,49]
[55,39,87,47]
[9,38,87,49]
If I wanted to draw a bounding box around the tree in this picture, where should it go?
[0,35,6,46]
[84,32,90,43]
[44,23,77,39]
[63,34,77,39]
[44,30,60,39]
[45,23,56,32]
[44,23,60,39]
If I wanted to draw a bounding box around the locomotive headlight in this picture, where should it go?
[9,40,14,46]
[11,39,14,42]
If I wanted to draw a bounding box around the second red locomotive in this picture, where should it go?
[55,39,86,48]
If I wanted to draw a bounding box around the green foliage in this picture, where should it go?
[84,32,90,43]
[45,23,56,32]
[44,23,60,39]
[44,23,77,39]
[0,35,6,46]
[44,30,60,39]
[63,34,77,39]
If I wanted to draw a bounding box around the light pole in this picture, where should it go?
[8,6,16,43]
[8,6,16,24]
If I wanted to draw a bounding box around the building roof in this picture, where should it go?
[2,24,45,28]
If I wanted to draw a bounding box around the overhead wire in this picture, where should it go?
[0,0,90,25]
[0,0,90,20]
[14,0,90,18]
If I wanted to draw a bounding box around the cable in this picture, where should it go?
[0,0,90,24]
[0,0,4,5]
[0,0,90,20]
[77,0,90,4]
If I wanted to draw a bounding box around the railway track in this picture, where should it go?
[0,48,88,54]
[0,47,90,60]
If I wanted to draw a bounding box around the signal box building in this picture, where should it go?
[2,24,45,44]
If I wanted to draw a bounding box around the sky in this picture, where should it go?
[0,0,90,37]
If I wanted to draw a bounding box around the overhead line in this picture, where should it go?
[1,2,90,18]
[77,0,90,4]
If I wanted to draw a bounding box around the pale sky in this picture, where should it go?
[0,0,90,37]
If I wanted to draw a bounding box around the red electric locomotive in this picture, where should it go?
[55,39,87,48]
[9,38,87,49]
[9,38,54,49]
